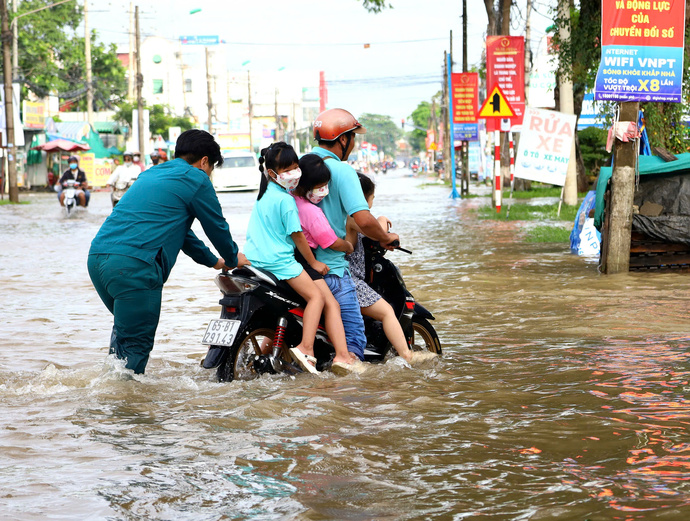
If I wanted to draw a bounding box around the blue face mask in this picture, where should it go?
[69,163,78,170]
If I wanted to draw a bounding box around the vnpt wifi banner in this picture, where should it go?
[594,0,686,103]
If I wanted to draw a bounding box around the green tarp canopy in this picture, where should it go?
[594,152,690,230]
[84,128,113,159]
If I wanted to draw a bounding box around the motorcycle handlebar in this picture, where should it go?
[387,239,412,254]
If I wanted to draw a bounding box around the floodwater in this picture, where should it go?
[1,170,689,520]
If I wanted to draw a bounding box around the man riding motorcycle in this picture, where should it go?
[58,156,90,207]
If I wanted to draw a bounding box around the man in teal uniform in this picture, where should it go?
[311,109,399,360]
[88,129,248,374]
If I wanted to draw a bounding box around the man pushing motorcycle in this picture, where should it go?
[310,108,399,361]
[88,129,249,374]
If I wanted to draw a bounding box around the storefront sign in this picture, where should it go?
[513,108,576,186]
[594,0,686,102]
[486,36,525,125]
[80,153,113,187]
[22,100,46,129]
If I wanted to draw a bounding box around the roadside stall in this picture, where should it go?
[595,153,690,271]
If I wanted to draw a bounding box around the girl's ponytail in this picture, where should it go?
[257,149,269,200]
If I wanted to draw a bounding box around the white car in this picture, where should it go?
[212,152,260,192]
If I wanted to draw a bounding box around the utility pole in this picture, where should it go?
[1,0,18,202]
[443,47,451,182]
[430,97,437,172]
[558,0,577,206]
[205,47,213,134]
[128,2,134,102]
[84,0,93,125]
[247,70,253,153]
[461,0,469,196]
[11,0,16,80]
[602,101,638,274]
[135,5,144,156]
[524,0,533,103]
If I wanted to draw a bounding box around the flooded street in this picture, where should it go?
[1,170,689,520]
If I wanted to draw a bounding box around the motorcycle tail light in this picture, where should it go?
[225,306,237,313]
[215,275,258,295]
[405,301,415,310]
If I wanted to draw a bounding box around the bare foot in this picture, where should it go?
[333,354,352,364]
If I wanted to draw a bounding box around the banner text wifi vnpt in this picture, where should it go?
[595,0,686,103]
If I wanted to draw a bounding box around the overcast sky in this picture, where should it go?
[87,0,554,124]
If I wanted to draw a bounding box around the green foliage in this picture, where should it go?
[359,0,390,12]
[476,202,579,222]
[504,185,565,198]
[408,94,441,154]
[524,225,572,243]
[357,113,401,156]
[11,0,126,111]
[578,127,609,176]
[114,102,194,138]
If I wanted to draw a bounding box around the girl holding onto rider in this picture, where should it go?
[243,142,353,372]
[345,173,437,365]
[292,154,357,369]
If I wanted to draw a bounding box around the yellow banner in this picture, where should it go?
[79,153,113,187]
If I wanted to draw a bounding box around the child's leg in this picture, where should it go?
[287,271,324,357]
[314,279,355,364]
[361,299,412,361]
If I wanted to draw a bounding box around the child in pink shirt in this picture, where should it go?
[292,154,356,366]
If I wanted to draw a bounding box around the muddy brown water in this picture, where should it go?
[1,172,689,520]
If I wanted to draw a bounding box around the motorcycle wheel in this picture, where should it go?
[217,328,275,382]
[411,317,442,355]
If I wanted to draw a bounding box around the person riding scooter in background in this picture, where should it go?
[58,155,90,207]
[148,150,167,169]
[132,151,145,172]
[107,152,141,207]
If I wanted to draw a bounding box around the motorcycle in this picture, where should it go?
[201,239,442,382]
[111,179,136,207]
[61,179,81,216]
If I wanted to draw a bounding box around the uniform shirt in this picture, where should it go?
[244,181,303,280]
[311,147,369,277]
[59,168,87,186]
[89,158,239,281]
[293,195,337,249]
[107,163,141,190]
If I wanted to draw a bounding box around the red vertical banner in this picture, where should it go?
[486,36,525,125]
[319,71,328,113]
[451,73,479,123]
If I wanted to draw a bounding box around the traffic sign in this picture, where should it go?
[478,86,516,119]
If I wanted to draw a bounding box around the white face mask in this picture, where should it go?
[307,185,329,204]
[271,167,301,191]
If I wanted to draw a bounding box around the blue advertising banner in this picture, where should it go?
[453,123,479,142]
[594,0,686,103]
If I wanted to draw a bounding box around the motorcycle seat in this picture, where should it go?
[234,266,306,306]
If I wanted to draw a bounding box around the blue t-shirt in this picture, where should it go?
[89,158,239,281]
[244,181,303,280]
[311,147,369,277]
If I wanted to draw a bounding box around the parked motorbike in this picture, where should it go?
[201,240,442,382]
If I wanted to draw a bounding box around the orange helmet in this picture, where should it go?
[313,108,366,141]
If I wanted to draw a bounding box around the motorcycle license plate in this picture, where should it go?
[201,319,241,346]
